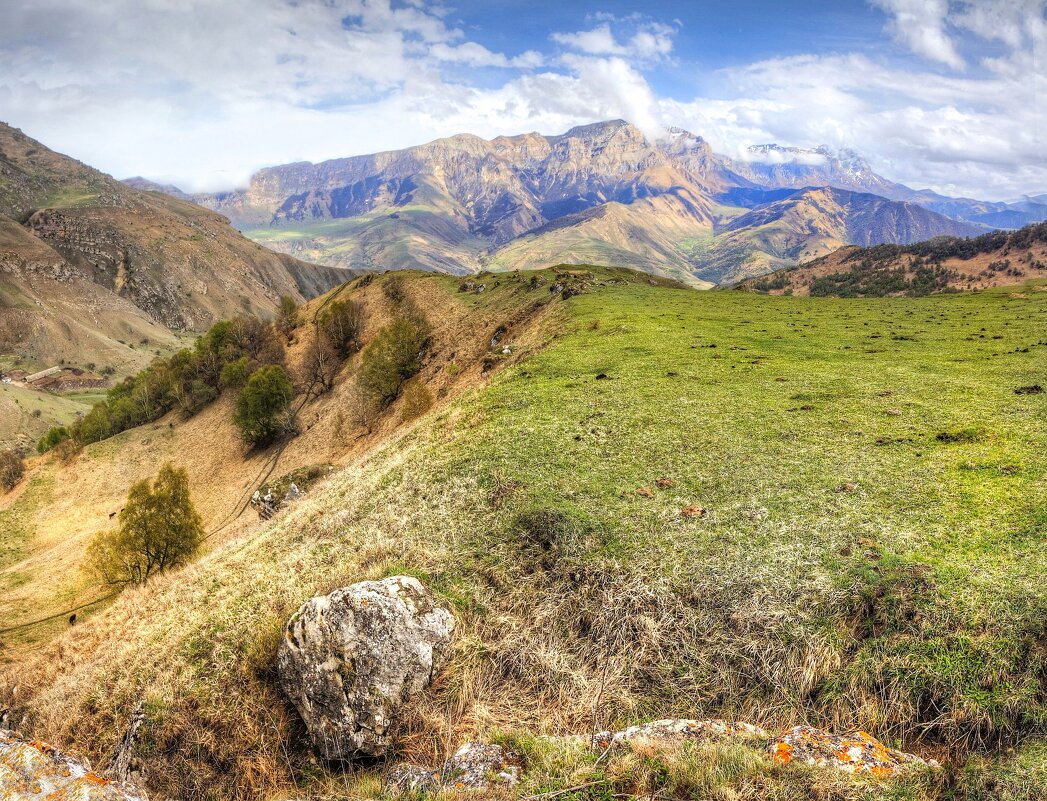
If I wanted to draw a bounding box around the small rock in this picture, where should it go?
[385,763,439,793]
[593,719,769,750]
[770,726,937,777]
[443,742,522,790]
[277,576,455,760]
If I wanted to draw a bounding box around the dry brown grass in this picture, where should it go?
[0,273,559,659]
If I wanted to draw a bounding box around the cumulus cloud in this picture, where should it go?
[550,19,677,61]
[0,0,1043,199]
[870,0,965,69]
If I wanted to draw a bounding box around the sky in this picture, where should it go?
[1,0,1044,201]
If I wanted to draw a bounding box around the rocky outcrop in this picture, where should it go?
[277,576,455,760]
[441,743,521,791]
[594,718,769,750]
[0,730,148,800]
[385,743,521,794]
[770,726,937,777]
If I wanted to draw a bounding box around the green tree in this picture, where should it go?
[88,463,203,586]
[219,355,252,390]
[233,364,294,446]
[36,425,69,454]
[77,403,114,444]
[358,314,431,406]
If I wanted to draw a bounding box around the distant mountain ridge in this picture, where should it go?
[739,220,1047,296]
[125,120,1038,285]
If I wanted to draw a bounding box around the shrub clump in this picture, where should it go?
[276,295,299,341]
[36,425,69,454]
[233,364,295,447]
[88,463,203,586]
[0,448,25,491]
[66,315,286,447]
[358,313,431,406]
[319,299,363,359]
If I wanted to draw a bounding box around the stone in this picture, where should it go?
[593,719,769,750]
[770,726,937,777]
[0,729,148,800]
[384,763,439,793]
[277,576,455,760]
[442,742,521,790]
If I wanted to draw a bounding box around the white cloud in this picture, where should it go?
[428,42,543,68]
[550,20,676,62]
[0,0,1043,200]
[870,0,965,69]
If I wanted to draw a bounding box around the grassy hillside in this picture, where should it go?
[744,221,1047,296]
[2,271,1046,800]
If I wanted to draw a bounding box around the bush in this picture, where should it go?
[358,313,431,406]
[383,274,406,303]
[219,356,252,390]
[276,295,299,340]
[233,365,295,447]
[36,425,69,454]
[0,449,25,491]
[76,403,114,444]
[302,335,339,394]
[88,463,203,586]
[400,377,433,421]
[319,299,363,358]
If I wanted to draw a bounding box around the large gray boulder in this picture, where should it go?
[277,575,455,760]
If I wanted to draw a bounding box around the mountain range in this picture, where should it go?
[129,120,1044,286]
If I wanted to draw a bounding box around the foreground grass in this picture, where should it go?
[2,272,1045,800]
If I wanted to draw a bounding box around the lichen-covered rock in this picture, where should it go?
[0,730,148,799]
[277,576,455,760]
[384,763,439,793]
[593,718,770,751]
[770,726,937,777]
[442,742,521,790]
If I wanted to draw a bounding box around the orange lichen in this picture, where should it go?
[772,742,793,764]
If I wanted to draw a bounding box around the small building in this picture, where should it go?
[26,366,62,384]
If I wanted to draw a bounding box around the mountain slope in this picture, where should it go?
[0,121,348,331]
[698,187,982,284]
[741,220,1047,296]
